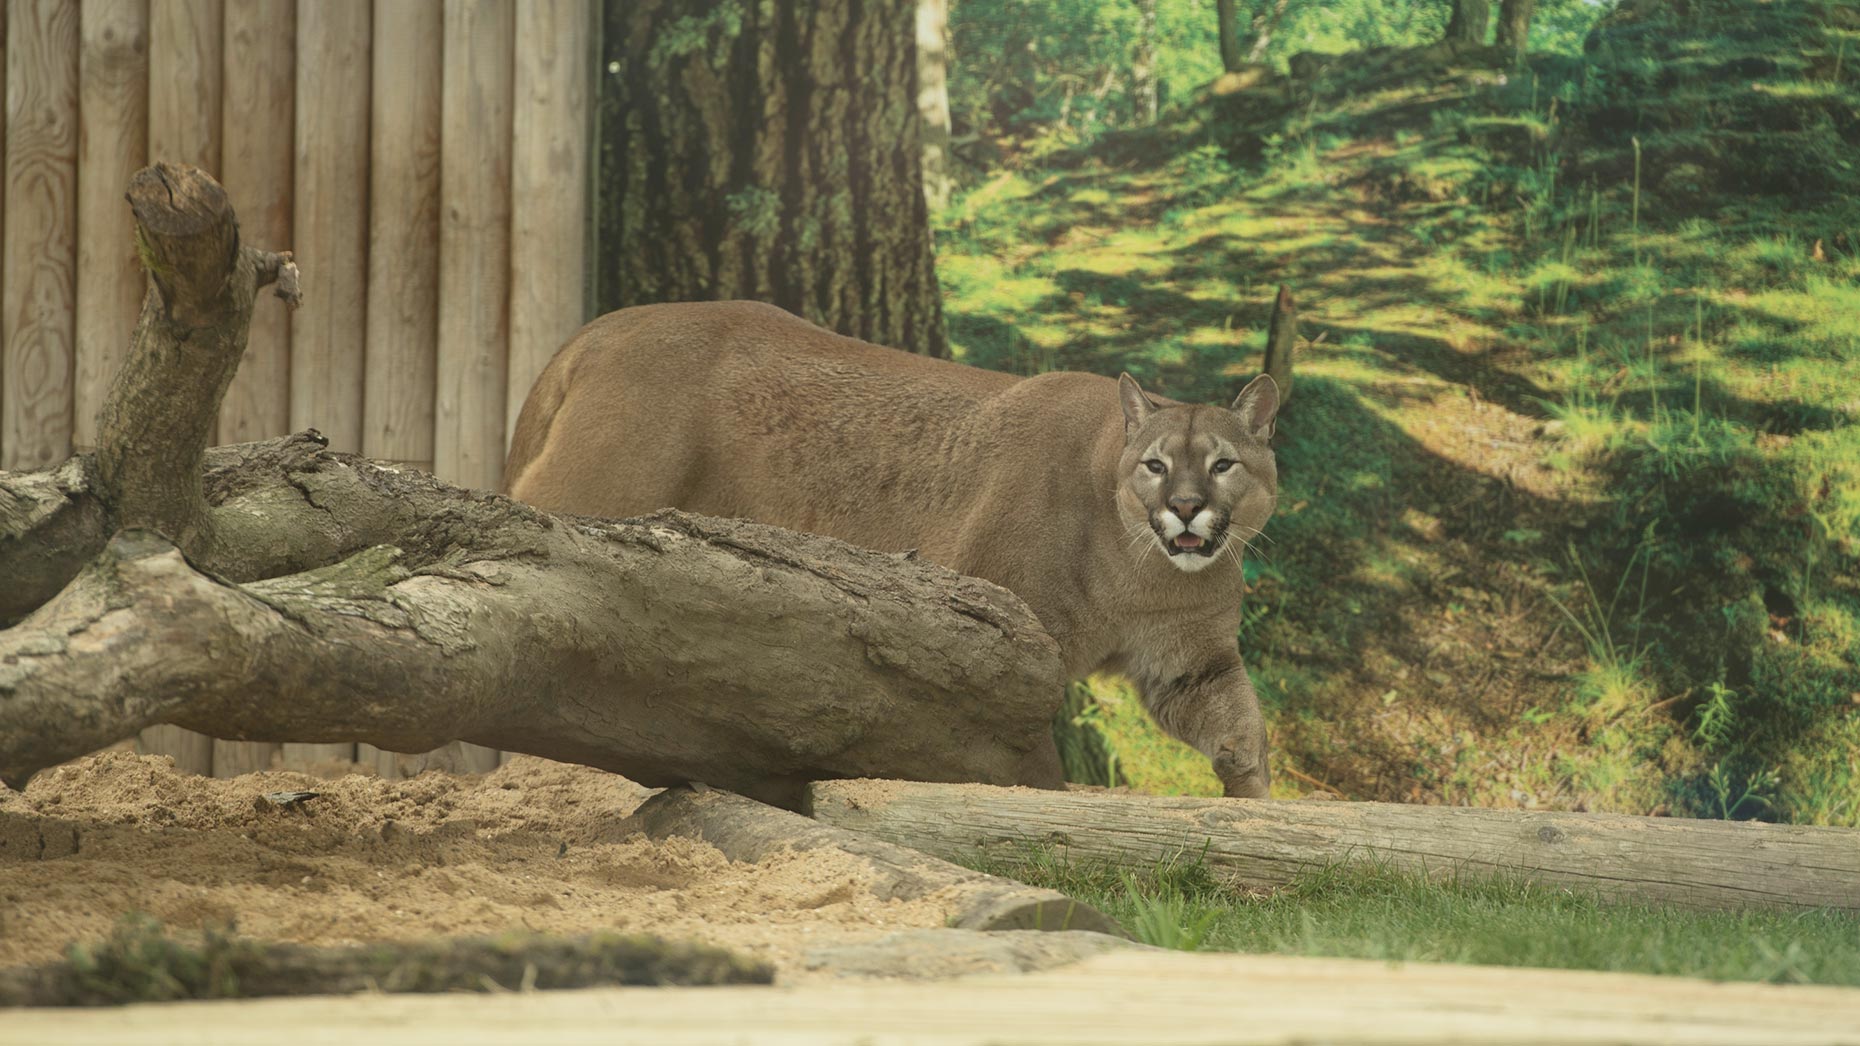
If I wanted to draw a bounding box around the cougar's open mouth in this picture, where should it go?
[1169,533,1209,554]
[1155,524,1222,557]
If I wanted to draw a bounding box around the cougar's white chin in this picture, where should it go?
[1167,547,1221,573]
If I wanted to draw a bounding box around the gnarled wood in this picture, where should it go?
[95,163,295,560]
[0,161,1063,810]
[0,511,1061,806]
[630,787,1122,935]
[808,780,1860,913]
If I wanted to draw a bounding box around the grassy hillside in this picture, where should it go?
[936,0,1860,823]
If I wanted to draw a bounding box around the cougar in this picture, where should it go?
[504,301,1281,798]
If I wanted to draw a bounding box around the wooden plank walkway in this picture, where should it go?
[5,950,1857,1045]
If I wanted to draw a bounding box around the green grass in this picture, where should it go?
[971,850,1860,986]
[938,5,1860,822]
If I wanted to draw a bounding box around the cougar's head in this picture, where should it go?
[1116,372,1279,574]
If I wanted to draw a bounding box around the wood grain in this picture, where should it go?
[289,0,369,454]
[74,0,148,450]
[632,787,1123,935]
[216,0,294,447]
[362,0,439,472]
[286,0,373,771]
[355,0,446,779]
[2,0,80,473]
[507,0,589,447]
[1,2,6,455]
[390,0,509,780]
[141,0,224,775]
[147,0,220,171]
[809,779,1860,913]
[435,0,513,494]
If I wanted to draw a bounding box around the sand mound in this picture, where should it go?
[0,752,956,977]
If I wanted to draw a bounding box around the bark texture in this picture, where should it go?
[809,780,1860,913]
[1446,0,1492,44]
[0,162,1064,806]
[1216,0,1244,72]
[95,163,297,563]
[1495,0,1536,56]
[599,0,947,356]
[0,512,1062,806]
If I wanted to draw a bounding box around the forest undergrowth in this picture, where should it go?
[936,0,1860,824]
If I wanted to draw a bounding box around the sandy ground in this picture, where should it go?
[0,751,968,979]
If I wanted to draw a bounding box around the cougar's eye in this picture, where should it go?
[1143,459,1166,475]
[1212,459,1235,474]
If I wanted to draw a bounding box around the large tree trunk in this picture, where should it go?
[598,0,947,357]
[1132,0,1159,124]
[916,0,953,212]
[1495,0,1536,57]
[1216,0,1244,72]
[0,163,1063,808]
[1445,0,1491,44]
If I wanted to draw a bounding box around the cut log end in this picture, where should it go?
[125,163,242,330]
[631,787,1127,939]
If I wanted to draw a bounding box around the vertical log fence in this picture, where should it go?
[1,0,593,778]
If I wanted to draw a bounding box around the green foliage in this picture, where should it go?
[1052,682,1125,787]
[940,0,1858,824]
[1119,870,1222,950]
[946,0,1617,156]
[645,3,744,69]
[972,851,1860,985]
[725,186,782,239]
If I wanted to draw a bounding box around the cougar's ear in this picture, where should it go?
[1118,372,1154,434]
[1231,374,1280,441]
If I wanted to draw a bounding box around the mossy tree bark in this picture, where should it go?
[1216,0,1244,72]
[1446,0,1492,43]
[1495,0,1536,57]
[597,0,947,356]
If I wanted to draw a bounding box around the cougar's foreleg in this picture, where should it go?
[1137,650,1271,799]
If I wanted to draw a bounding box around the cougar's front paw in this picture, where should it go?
[1213,739,1269,799]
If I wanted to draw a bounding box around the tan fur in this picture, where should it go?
[505,301,1280,797]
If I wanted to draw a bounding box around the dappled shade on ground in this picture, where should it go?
[937,0,1859,822]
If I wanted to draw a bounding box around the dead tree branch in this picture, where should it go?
[0,162,1066,805]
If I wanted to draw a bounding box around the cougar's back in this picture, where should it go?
[504,301,1023,554]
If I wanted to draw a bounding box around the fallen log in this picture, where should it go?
[807,780,1860,912]
[0,162,1066,806]
[629,786,1124,936]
